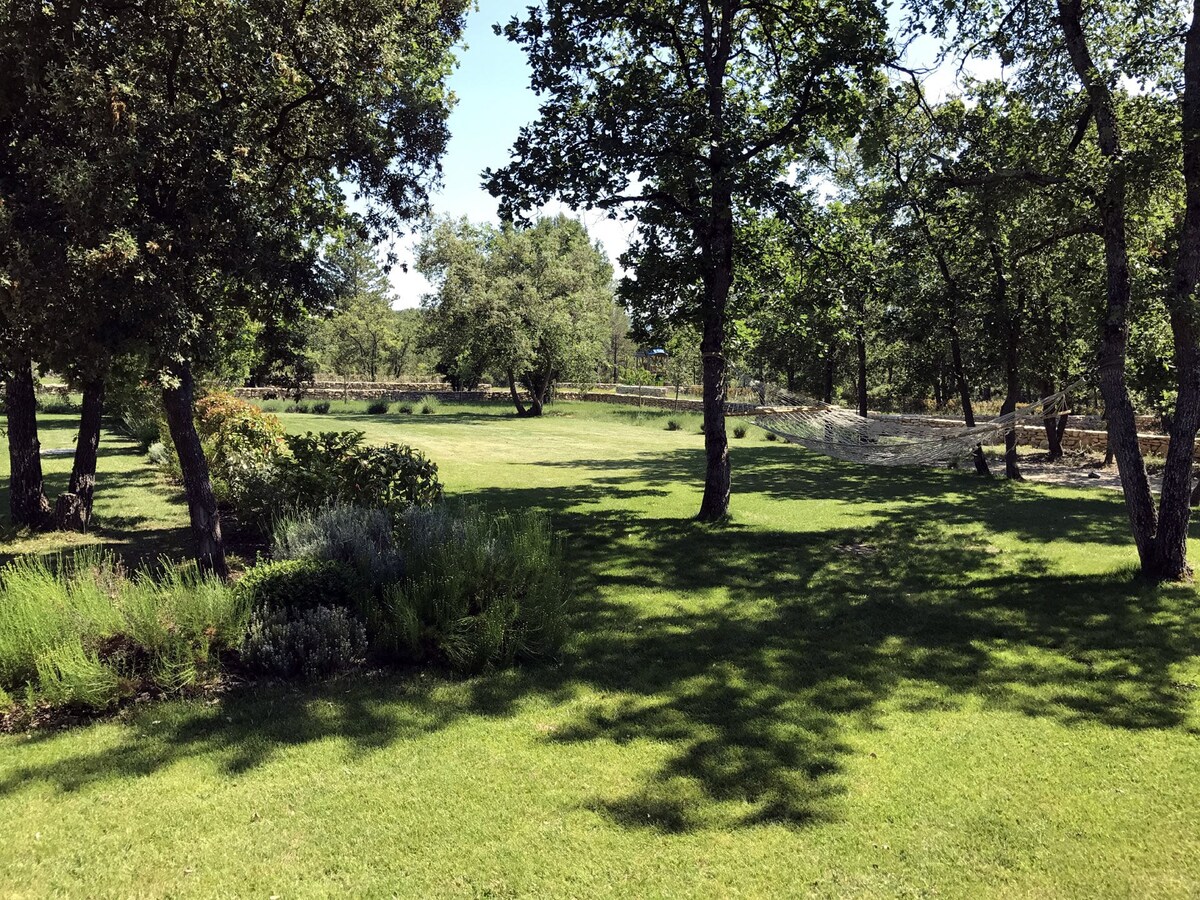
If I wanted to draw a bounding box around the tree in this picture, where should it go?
[914,0,1196,578]
[0,0,467,571]
[318,232,401,389]
[418,215,614,415]
[487,0,888,520]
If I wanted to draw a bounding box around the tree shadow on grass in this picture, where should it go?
[2,440,1198,836]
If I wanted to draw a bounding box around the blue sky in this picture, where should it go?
[386,2,997,307]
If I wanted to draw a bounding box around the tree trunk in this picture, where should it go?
[990,243,1022,480]
[54,379,104,532]
[822,352,834,404]
[696,189,733,522]
[507,369,531,417]
[855,326,868,418]
[947,314,990,476]
[5,355,50,529]
[1039,378,1065,461]
[162,363,229,578]
[1059,0,1159,571]
[1148,1,1200,580]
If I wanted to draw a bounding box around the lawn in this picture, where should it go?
[2,401,1199,897]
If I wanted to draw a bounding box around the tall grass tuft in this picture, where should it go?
[0,551,247,710]
[416,395,441,415]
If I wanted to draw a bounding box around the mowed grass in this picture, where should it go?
[2,401,1200,897]
[0,413,190,566]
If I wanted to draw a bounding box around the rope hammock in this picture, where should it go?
[752,378,1087,468]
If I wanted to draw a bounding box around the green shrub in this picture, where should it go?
[397,402,414,414]
[733,424,748,439]
[242,605,367,680]
[764,431,778,441]
[278,431,443,516]
[36,642,121,709]
[366,400,390,415]
[665,419,681,431]
[153,391,289,530]
[380,507,569,673]
[312,401,332,414]
[272,505,403,583]
[234,558,363,614]
[0,552,245,710]
[416,395,440,415]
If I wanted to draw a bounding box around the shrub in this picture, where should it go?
[0,552,246,710]
[272,505,403,583]
[36,386,79,415]
[108,376,166,452]
[234,558,363,615]
[665,419,681,431]
[367,400,390,415]
[380,507,570,673]
[733,424,748,439]
[36,642,122,709]
[764,431,778,441]
[397,402,414,415]
[416,395,440,415]
[312,401,332,414]
[278,431,443,516]
[242,605,367,680]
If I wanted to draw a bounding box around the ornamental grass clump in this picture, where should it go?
[0,552,246,712]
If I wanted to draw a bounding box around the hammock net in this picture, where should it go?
[751,379,1084,468]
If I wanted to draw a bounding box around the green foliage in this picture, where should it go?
[733,424,748,439]
[242,605,367,681]
[234,559,363,616]
[366,400,391,415]
[35,643,121,710]
[379,507,570,673]
[397,402,415,414]
[311,401,332,415]
[417,216,613,409]
[0,551,245,710]
[272,505,403,583]
[279,431,443,516]
[416,395,440,415]
[665,419,681,431]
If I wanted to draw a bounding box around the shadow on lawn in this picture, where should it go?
[3,439,1199,835]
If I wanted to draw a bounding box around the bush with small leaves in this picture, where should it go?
[416,395,440,415]
[379,506,570,673]
[272,505,403,583]
[764,431,778,441]
[242,605,367,680]
[367,400,390,415]
[733,424,748,439]
[312,401,332,414]
[278,431,443,516]
[234,558,364,615]
[397,402,414,414]
[665,419,681,431]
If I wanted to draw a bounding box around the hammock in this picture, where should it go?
[752,379,1084,467]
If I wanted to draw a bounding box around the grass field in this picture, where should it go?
[2,401,1199,897]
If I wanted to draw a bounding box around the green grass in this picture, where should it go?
[0,413,190,566]
[2,401,1200,896]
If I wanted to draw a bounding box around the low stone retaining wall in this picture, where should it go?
[237,382,490,399]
